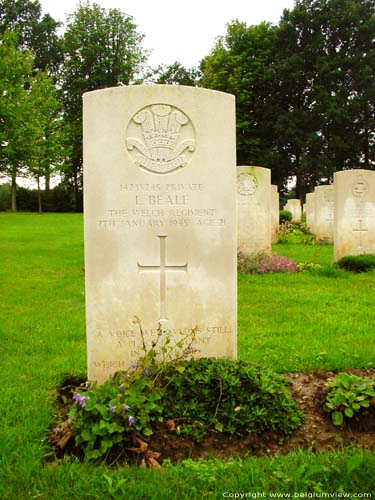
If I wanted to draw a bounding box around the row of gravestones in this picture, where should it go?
[284,170,375,262]
[237,166,279,255]
[83,85,375,383]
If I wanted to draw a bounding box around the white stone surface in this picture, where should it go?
[314,185,334,243]
[271,184,279,244]
[237,166,271,254]
[334,169,375,261]
[305,192,315,234]
[83,85,237,383]
[284,199,301,222]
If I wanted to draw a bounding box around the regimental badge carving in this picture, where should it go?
[126,104,196,174]
[352,175,368,198]
[237,173,258,196]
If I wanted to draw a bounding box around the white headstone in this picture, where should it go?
[237,166,271,254]
[83,85,237,383]
[271,185,279,244]
[305,192,315,234]
[334,169,375,262]
[284,199,301,222]
[314,185,334,243]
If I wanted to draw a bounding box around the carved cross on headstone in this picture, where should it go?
[352,219,368,251]
[138,235,187,321]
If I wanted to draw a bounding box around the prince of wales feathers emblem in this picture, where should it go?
[126,104,196,174]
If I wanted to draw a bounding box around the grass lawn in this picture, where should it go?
[0,212,374,499]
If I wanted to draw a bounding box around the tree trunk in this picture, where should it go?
[45,168,51,192]
[11,173,17,212]
[37,176,43,214]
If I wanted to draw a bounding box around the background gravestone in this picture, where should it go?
[284,199,301,222]
[271,184,279,244]
[83,85,237,383]
[305,192,315,234]
[314,185,334,243]
[334,169,375,262]
[237,166,271,255]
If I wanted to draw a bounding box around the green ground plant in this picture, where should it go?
[1,213,375,498]
[69,357,303,461]
[324,372,375,426]
[337,254,375,272]
[279,209,293,223]
[277,220,316,245]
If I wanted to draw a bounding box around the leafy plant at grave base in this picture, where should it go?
[336,254,375,273]
[324,372,375,426]
[158,358,303,440]
[64,319,303,461]
[67,318,198,461]
[277,220,316,245]
[237,250,299,274]
[279,209,293,223]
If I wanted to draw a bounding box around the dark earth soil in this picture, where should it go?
[50,369,375,467]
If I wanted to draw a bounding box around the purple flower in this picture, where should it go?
[73,393,89,408]
[118,384,125,391]
[108,404,116,413]
[131,362,137,371]
[121,373,127,380]
[122,405,131,412]
[128,415,135,426]
[143,368,151,376]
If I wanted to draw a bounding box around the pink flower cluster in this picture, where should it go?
[238,250,299,274]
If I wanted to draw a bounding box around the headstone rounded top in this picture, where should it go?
[83,84,235,101]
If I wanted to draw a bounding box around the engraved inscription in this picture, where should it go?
[92,323,234,371]
[96,182,226,230]
[237,173,258,196]
[126,104,196,174]
[138,235,187,322]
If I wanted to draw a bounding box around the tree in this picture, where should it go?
[155,61,199,85]
[27,72,63,212]
[0,32,35,210]
[200,21,282,182]
[275,0,375,196]
[0,0,63,74]
[0,1,63,196]
[60,1,147,211]
[0,31,61,211]
[200,1,375,198]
